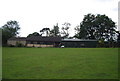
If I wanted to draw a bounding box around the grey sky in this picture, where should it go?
[0,0,119,37]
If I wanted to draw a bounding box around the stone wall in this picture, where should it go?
[7,40,26,46]
[27,44,54,47]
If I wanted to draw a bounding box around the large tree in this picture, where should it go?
[50,23,60,37]
[94,14,116,41]
[78,14,96,39]
[61,22,71,39]
[75,14,116,42]
[1,20,20,45]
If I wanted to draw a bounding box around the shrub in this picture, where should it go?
[16,42,24,47]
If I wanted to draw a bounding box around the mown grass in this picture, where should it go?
[2,47,118,79]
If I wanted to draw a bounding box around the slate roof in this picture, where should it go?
[62,39,97,42]
[26,36,62,42]
[8,37,26,41]
[8,36,97,42]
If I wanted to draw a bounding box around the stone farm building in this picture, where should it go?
[7,36,61,47]
[62,39,98,48]
[7,36,98,48]
[7,37,26,46]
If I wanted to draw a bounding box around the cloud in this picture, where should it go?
[94,0,114,2]
[112,7,118,11]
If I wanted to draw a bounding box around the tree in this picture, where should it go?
[1,20,20,45]
[94,14,116,41]
[40,28,50,36]
[117,31,120,41]
[79,14,96,39]
[77,13,116,42]
[27,32,40,37]
[74,25,80,38]
[50,23,60,37]
[116,31,120,47]
[61,22,71,39]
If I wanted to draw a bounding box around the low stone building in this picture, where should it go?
[7,37,26,46]
[7,36,61,47]
[7,36,98,48]
[62,39,98,48]
[26,36,61,47]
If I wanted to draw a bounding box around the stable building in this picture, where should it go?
[7,37,26,46]
[7,36,98,48]
[26,36,61,47]
[62,39,98,48]
[7,36,62,47]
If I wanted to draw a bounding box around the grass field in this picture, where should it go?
[2,47,118,79]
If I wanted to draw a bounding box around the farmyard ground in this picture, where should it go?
[2,47,118,79]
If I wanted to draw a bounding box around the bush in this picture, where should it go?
[16,42,24,47]
[8,44,15,47]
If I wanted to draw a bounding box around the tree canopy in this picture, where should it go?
[1,20,20,45]
[75,14,116,42]
[27,32,40,37]
[40,28,50,36]
[61,22,71,39]
[50,23,60,37]
[117,31,120,41]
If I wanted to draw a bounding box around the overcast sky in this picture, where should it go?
[0,0,119,37]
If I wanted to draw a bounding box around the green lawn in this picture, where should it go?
[2,47,118,79]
